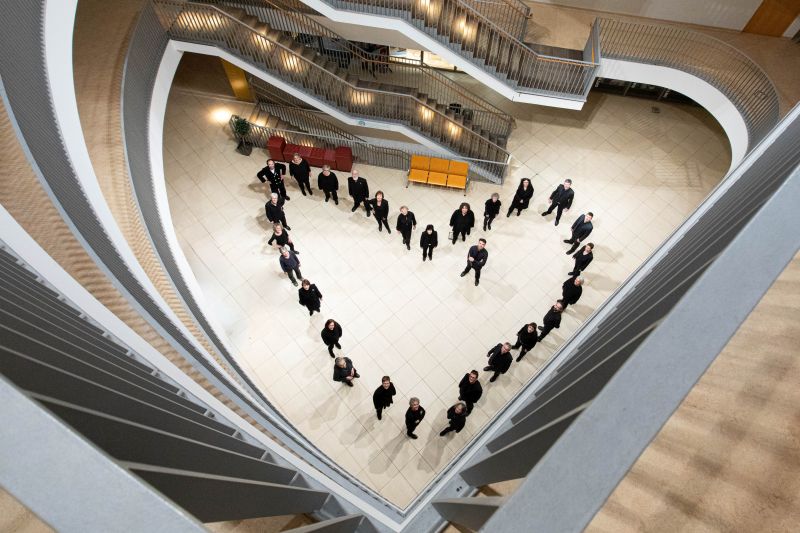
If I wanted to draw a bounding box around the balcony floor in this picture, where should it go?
[163,85,729,507]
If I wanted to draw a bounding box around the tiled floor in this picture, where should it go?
[162,87,730,507]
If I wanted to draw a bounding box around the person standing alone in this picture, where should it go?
[542,179,574,226]
[371,191,390,233]
[483,193,501,230]
[278,247,302,286]
[298,279,322,315]
[449,202,475,244]
[396,206,417,250]
[507,178,534,217]
[265,193,291,230]
[439,402,468,436]
[458,370,483,414]
[372,376,396,420]
[348,169,371,216]
[289,153,312,196]
[538,302,564,341]
[420,224,438,261]
[483,342,513,382]
[564,212,593,254]
[256,159,289,200]
[317,165,339,205]
[321,319,343,358]
[460,238,488,286]
[405,398,426,439]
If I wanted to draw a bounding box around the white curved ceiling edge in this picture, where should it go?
[599,59,746,172]
[42,0,261,407]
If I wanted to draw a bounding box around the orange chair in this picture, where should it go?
[427,171,448,186]
[429,157,450,174]
[446,160,469,194]
[407,155,430,186]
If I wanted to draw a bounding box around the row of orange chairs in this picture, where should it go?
[407,155,469,194]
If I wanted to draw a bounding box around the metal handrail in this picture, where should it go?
[231,115,511,183]
[215,0,515,135]
[152,0,510,175]
[598,17,779,150]
[256,100,369,144]
[313,0,600,99]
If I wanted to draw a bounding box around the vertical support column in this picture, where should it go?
[221,58,253,101]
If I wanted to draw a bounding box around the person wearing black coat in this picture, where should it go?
[348,169,371,216]
[317,165,339,205]
[538,302,564,341]
[439,402,468,436]
[542,179,574,225]
[561,276,583,309]
[460,239,488,286]
[483,342,513,382]
[507,178,534,217]
[512,323,538,362]
[298,279,322,315]
[405,397,425,439]
[420,224,438,261]
[332,356,359,387]
[396,206,417,250]
[483,193,501,230]
[565,212,593,254]
[278,247,302,286]
[372,376,396,420]
[321,319,342,357]
[449,202,475,244]
[257,159,289,200]
[458,370,483,414]
[265,193,291,230]
[569,243,594,276]
[268,224,298,253]
[370,191,390,233]
[289,153,312,196]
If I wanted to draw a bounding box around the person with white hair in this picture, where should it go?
[278,246,302,286]
[265,192,290,230]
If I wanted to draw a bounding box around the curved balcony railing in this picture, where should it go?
[308,0,601,100]
[221,0,516,140]
[152,0,510,180]
[599,18,780,150]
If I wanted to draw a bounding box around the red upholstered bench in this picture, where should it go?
[282,143,301,163]
[335,146,353,172]
[323,148,337,170]
[308,147,326,167]
[267,136,285,162]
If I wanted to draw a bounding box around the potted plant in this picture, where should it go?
[233,116,253,156]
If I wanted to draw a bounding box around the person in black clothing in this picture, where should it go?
[268,223,298,253]
[439,402,468,436]
[512,323,538,362]
[372,376,396,420]
[542,179,574,226]
[458,370,483,414]
[317,165,339,205]
[371,191,390,233]
[420,224,438,261]
[348,169,371,216]
[289,153,312,196]
[265,193,291,230]
[483,342,513,382]
[321,319,342,357]
[483,193,501,231]
[333,356,359,387]
[405,397,425,439]
[507,178,534,217]
[449,202,475,244]
[396,206,417,250]
[279,247,302,286]
[569,243,594,276]
[561,276,583,309]
[460,238,488,286]
[256,159,289,200]
[538,302,564,341]
[564,212,593,254]
[298,279,322,315]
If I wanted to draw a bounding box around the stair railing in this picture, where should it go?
[152,0,510,175]
[461,0,531,41]
[214,0,515,139]
[255,99,369,143]
[311,0,600,99]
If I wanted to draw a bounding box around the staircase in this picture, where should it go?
[153,0,512,180]
[277,0,601,102]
